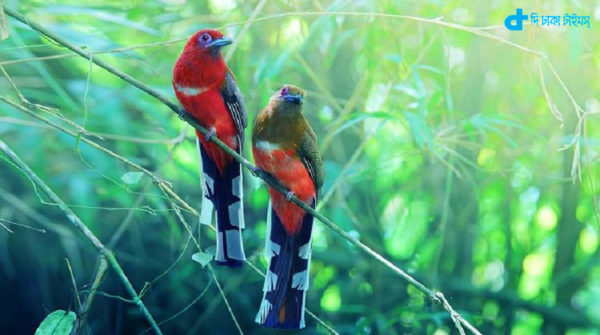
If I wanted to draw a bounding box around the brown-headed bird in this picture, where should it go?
[173,30,247,267]
[252,85,324,329]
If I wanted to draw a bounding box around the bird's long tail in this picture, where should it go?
[255,200,314,329]
[198,144,245,267]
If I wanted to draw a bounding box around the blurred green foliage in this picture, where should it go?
[0,0,599,334]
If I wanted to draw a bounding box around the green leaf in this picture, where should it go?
[192,251,213,268]
[405,112,433,149]
[35,310,77,335]
[120,171,143,185]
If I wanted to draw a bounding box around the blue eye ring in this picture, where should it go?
[199,33,212,45]
[280,86,289,96]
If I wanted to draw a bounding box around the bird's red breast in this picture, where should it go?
[175,87,239,173]
[252,144,316,235]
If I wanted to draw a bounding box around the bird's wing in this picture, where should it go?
[298,126,324,192]
[220,70,248,149]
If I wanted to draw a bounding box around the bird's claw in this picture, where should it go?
[285,191,295,202]
[177,108,187,120]
[205,128,216,141]
[250,166,262,176]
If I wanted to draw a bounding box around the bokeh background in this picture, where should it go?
[0,0,599,334]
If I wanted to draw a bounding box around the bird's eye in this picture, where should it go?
[199,33,212,45]
[280,86,289,95]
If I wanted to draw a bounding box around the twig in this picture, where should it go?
[107,182,153,249]
[317,70,370,152]
[0,217,45,233]
[445,281,595,328]
[65,258,83,315]
[2,7,482,333]
[0,139,163,335]
[0,220,13,233]
[0,39,186,66]
[317,121,382,209]
[150,277,213,331]
[224,0,268,62]
[436,292,466,335]
[0,188,68,235]
[0,116,186,144]
[79,255,108,334]
[208,265,244,335]
[139,234,192,298]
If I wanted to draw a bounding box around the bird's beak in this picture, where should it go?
[283,94,304,104]
[208,37,233,48]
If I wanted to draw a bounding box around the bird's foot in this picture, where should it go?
[205,128,217,141]
[250,166,263,176]
[285,191,295,202]
[177,108,188,120]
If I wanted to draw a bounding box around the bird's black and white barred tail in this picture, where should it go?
[198,145,246,267]
[255,200,314,329]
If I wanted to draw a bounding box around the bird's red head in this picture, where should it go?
[182,29,232,55]
[173,29,232,89]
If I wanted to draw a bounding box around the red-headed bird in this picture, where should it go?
[252,85,324,329]
[173,30,247,267]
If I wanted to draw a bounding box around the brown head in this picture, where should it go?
[273,84,305,107]
[253,84,309,145]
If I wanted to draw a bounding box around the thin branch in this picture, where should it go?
[0,220,13,233]
[208,265,244,335]
[445,281,595,328]
[0,188,69,235]
[0,39,187,66]
[0,139,163,335]
[224,0,268,62]
[151,277,213,331]
[2,7,483,333]
[317,121,383,209]
[0,116,187,144]
[294,53,344,113]
[317,69,370,153]
[79,255,108,334]
[139,234,192,298]
[65,258,83,315]
[0,217,45,233]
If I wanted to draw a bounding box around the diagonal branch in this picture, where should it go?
[2,7,481,334]
[0,139,163,335]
